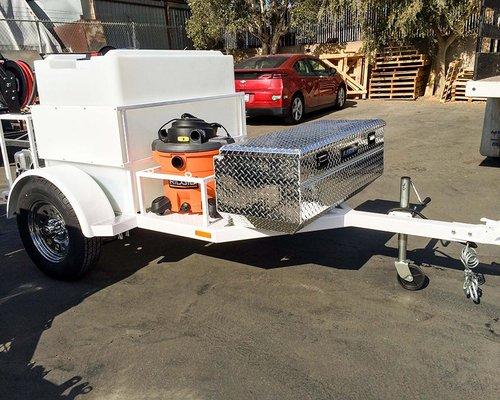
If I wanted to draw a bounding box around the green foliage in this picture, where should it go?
[186,0,234,49]
[321,0,481,50]
[186,0,321,53]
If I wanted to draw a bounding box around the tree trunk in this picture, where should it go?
[261,41,270,55]
[432,38,448,96]
[270,33,281,55]
[426,33,458,97]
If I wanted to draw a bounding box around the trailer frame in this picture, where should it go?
[1,112,498,297]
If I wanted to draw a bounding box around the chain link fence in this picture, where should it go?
[227,7,480,50]
[0,18,191,54]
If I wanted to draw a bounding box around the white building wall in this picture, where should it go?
[32,0,85,22]
[0,0,61,51]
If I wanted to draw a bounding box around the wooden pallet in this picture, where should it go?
[369,81,425,99]
[370,70,421,79]
[374,56,428,69]
[440,60,461,102]
[369,47,428,100]
[451,69,486,102]
[380,46,419,56]
[320,52,368,99]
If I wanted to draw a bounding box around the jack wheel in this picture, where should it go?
[397,264,428,291]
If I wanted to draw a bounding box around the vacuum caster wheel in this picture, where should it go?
[397,264,428,291]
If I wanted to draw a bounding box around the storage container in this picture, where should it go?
[214,119,385,233]
[34,50,235,106]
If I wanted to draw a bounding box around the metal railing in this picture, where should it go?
[0,18,191,53]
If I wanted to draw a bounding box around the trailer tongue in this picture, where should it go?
[0,50,498,303]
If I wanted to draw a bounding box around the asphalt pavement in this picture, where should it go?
[0,99,499,400]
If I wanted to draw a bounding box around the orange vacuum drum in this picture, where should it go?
[152,149,219,213]
[150,113,234,216]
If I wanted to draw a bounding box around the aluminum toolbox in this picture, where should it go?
[214,119,385,233]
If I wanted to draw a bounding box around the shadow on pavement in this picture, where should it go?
[1,197,496,398]
[150,198,496,276]
[0,204,152,400]
[478,157,500,168]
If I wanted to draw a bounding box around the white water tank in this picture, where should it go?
[34,50,236,106]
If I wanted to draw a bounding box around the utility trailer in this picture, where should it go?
[1,50,498,304]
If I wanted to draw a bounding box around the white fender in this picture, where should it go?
[7,165,115,238]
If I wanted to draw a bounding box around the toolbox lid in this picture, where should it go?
[222,119,386,155]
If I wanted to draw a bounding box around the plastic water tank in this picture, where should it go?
[34,50,236,106]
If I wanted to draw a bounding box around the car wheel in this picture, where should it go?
[285,94,304,124]
[334,85,346,109]
[16,177,102,280]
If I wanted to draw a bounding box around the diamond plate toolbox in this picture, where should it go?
[214,119,385,233]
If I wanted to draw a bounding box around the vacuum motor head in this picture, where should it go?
[152,113,234,153]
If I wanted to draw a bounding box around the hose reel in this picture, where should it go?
[0,55,37,113]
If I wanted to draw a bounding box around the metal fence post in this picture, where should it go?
[35,20,43,53]
[131,21,138,49]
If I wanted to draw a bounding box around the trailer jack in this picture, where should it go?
[392,176,487,302]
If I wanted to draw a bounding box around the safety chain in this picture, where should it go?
[461,243,484,304]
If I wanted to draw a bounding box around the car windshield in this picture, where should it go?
[235,56,287,70]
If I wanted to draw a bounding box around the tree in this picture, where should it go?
[186,0,319,55]
[322,0,481,95]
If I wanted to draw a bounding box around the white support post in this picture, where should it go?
[0,120,14,190]
[25,116,39,169]
[136,174,146,214]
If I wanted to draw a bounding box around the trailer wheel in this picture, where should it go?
[16,177,102,280]
[396,264,428,291]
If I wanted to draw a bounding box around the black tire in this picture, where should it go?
[16,177,102,280]
[285,94,304,124]
[396,264,428,291]
[333,84,346,109]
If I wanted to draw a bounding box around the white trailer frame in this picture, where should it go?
[3,111,496,247]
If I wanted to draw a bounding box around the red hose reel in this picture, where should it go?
[0,56,37,112]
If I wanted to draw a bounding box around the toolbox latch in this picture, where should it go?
[315,151,329,169]
[367,132,376,146]
[340,144,359,161]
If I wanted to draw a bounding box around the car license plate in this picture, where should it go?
[244,93,250,102]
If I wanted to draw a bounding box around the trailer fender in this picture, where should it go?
[7,165,115,238]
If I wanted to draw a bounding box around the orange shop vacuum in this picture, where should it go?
[151,113,234,217]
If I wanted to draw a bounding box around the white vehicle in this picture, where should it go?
[1,50,498,304]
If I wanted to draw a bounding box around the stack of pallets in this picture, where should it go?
[451,69,486,102]
[369,47,429,100]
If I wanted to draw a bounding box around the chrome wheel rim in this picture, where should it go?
[28,201,69,262]
[338,87,346,107]
[292,97,303,121]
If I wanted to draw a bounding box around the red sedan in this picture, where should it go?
[234,54,346,124]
